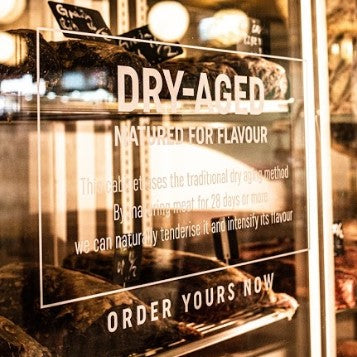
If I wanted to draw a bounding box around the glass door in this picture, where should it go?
[0,0,323,356]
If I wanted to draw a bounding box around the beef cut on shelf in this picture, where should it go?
[50,39,151,96]
[0,315,52,357]
[0,29,62,87]
[63,247,298,324]
[0,263,200,357]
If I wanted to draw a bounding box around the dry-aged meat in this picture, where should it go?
[159,58,237,99]
[136,248,297,322]
[0,263,200,357]
[0,316,52,357]
[335,246,357,310]
[51,40,150,96]
[0,29,61,87]
[63,247,298,323]
[200,53,288,100]
[239,238,296,296]
[199,53,252,78]
[0,31,289,103]
[240,238,293,261]
[331,123,357,157]
[335,269,357,310]
[337,339,357,357]
[335,246,357,269]
[243,258,296,297]
[242,56,288,100]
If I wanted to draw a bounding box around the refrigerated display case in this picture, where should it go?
[320,0,357,355]
[0,0,328,356]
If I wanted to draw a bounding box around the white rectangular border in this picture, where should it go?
[37,27,307,309]
[41,249,308,309]
[37,28,44,309]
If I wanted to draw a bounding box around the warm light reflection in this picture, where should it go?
[0,75,46,95]
[0,0,26,25]
[341,37,353,63]
[0,32,16,65]
[0,32,27,66]
[148,1,189,42]
[199,9,249,47]
[150,142,286,212]
[330,43,340,56]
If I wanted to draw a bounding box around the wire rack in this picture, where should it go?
[133,307,294,357]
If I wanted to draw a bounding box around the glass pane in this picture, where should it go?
[327,0,357,353]
[0,1,312,356]
[29,29,307,300]
[147,0,301,58]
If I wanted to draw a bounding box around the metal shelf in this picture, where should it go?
[0,95,294,122]
[134,307,296,357]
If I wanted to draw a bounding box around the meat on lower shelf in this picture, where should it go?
[0,315,51,357]
[0,263,200,357]
[335,246,357,310]
[0,29,289,103]
[63,247,298,323]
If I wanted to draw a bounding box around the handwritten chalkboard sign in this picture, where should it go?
[48,1,115,43]
[237,18,265,54]
[119,25,183,65]
[113,245,142,286]
[49,2,182,63]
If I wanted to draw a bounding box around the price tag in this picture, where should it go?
[49,3,182,63]
[212,216,240,265]
[333,221,345,256]
[48,1,115,43]
[118,25,183,64]
[238,18,265,54]
[113,245,142,286]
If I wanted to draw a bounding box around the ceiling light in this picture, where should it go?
[148,1,189,42]
[0,0,26,25]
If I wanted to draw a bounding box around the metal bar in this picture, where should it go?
[118,0,129,34]
[156,312,290,357]
[300,0,323,355]
[7,98,293,118]
[314,0,337,355]
[36,28,44,309]
[36,27,304,62]
[136,0,147,27]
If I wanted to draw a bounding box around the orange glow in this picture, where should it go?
[0,0,26,25]
[0,32,27,66]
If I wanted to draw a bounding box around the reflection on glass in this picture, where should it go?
[328,0,357,350]
[0,3,309,353]
[148,1,190,41]
[0,0,26,25]
[199,9,249,47]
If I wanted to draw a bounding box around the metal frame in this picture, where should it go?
[136,0,147,27]
[118,0,129,33]
[35,0,334,351]
[300,0,334,355]
[314,0,337,355]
